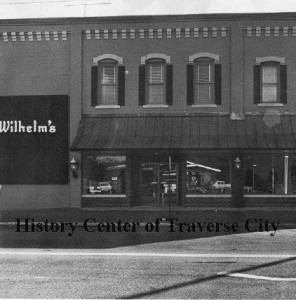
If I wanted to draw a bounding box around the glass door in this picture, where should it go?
[141,162,178,206]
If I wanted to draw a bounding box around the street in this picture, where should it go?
[0,226,296,299]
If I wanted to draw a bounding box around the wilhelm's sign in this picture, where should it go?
[0,95,69,184]
[0,120,56,133]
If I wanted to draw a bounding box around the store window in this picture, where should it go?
[82,154,126,195]
[187,53,221,105]
[254,57,287,104]
[139,54,173,106]
[186,154,231,194]
[244,154,296,195]
[91,54,125,107]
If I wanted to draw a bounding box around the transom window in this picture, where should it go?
[194,58,214,104]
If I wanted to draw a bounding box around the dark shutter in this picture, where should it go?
[254,65,261,104]
[187,64,194,105]
[166,64,173,105]
[280,64,287,104]
[139,65,146,106]
[214,64,222,105]
[118,65,125,106]
[91,65,98,106]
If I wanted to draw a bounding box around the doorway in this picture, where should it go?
[141,162,178,206]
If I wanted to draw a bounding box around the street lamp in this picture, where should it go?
[252,164,257,193]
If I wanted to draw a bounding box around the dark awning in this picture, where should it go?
[70,115,296,151]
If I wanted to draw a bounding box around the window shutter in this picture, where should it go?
[254,65,261,104]
[166,64,173,105]
[91,65,98,106]
[280,64,287,104]
[118,65,125,106]
[187,64,194,105]
[214,64,222,105]
[139,65,146,106]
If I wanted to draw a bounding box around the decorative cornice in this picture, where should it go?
[189,52,219,63]
[0,31,69,42]
[93,54,123,64]
[256,56,285,65]
[244,26,296,37]
[84,27,228,40]
[140,53,171,64]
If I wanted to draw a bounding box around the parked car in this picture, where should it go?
[212,181,231,190]
[87,186,102,194]
[98,182,113,194]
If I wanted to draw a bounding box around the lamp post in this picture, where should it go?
[252,164,256,193]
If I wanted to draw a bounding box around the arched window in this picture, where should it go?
[139,54,172,106]
[187,53,221,105]
[254,57,287,105]
[91,54,125,107]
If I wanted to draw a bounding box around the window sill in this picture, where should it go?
[143,104,169,108]
[82,194,126,198]
[257,103,284,107]
[186,194,231,197]
[244,194,295,198]
[191,104,217,108]
[95,105,121,109]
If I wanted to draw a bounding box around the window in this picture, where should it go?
[187,53,221,105]
[139,54,172,106]
[91,55,125,107]
[82,154,126,195]
[147,61,165,104]
[243,154,296,195]
[100,61,117,105]
[194,58,214,103]
[254,57,287,104]
[186,154,231,195]
[261,63,278,103]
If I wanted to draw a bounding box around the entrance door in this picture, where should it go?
[141,162,178,206]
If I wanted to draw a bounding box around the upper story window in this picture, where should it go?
[187,53,221,106]
[195,58,214,103]
[254,57,287,105]
[139,54,172,106]
[91,54,125,107]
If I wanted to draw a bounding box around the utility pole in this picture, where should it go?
[65,1,111,17]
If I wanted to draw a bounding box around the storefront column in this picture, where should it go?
[284,155,289,195]
[127,154,141,206]
[231,154,244,208]
[178,158,187,206]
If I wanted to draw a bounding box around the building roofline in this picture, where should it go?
[1,12,296,26]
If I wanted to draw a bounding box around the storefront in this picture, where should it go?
[71,114,296,209]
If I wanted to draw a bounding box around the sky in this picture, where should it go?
[1,0,296,19]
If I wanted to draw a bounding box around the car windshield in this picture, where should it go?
[100,183,109,186]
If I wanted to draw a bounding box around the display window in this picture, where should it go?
[244,153,296,195]
[186,154,231,194]
[82,154,126,195]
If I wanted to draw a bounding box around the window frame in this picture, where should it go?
[98,59,118,106]
[145,58,167,105]
[193,57,215,104]
[260,61,280,104]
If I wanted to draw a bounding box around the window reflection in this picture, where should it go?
[83,155,126,195]
[186,154,231,194]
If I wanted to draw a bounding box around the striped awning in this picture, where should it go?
[70,115,296,150]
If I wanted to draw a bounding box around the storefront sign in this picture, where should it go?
[0,95,69,184]
[0,120,56,133]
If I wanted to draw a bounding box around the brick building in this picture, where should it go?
[1,13,296,212]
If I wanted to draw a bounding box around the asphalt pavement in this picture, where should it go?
[0,225,296,299]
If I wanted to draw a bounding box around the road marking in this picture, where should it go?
[0,250,295,258]
[218,271,296,281]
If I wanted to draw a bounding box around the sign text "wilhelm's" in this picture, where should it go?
[0,120,56,133]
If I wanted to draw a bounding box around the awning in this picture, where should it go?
[70,115,296,151]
